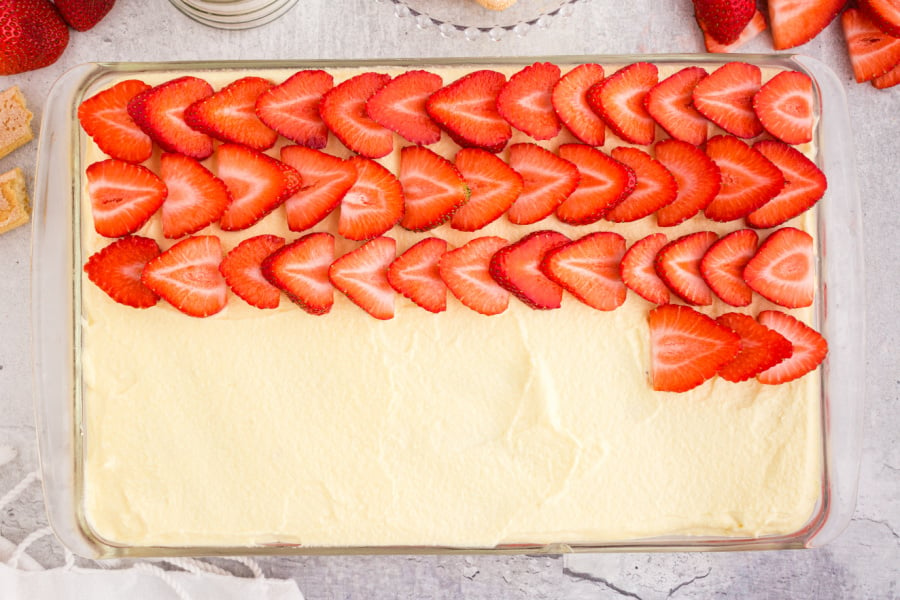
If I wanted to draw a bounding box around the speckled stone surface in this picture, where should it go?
[1,0,897,597]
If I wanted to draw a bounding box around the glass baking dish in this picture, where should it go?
[31,56,864,559]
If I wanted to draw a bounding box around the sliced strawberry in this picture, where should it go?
[700,228,758,306]
[842,8,900,83]
[873,62,900,89]
[644,66,709,146]
[127,76,214,160]
[489,230,570,310]
[541,232,627,311]
[743,227,815,308]
[692,0,756,45]
[159,153,230,239]
[704,135,785,222]
[366,69,443,145]
[319,72,393,158]
[216,144,301,231]
[716,312,794,382]
[86,159,167,238]
[339,157,404,240]
[748,140,827,228]
[387,237,448,313]
[439,237,510,315]
[399,146,468,231]
[860,0,900,37]
[648,304,741,392]
[84,236,161,308]
[621,233,670,305]
[506,143,579,225]
[586,62,658,145]
[141,235,227,318]
[692,62,764,139]
[551,63,606,146]
[329,236,396,320]
[77,79,153,163]
[451,148,523,231]
[769,0,847,50]
[654,139,721,227]
[702,9,767,53]
[184,76,278,151]
[654,231,719,306]
[604,146,678,222]
[255,69,333,149]
[280,145,357,232]
[262,232,335,315]
[426,70,511,153]
[219,234,285,309]
[496,62,562,140]
[753,71,815,145]
[555,144,636,225]
[756,310,828,384]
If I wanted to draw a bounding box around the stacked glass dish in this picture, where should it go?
[168,0,299,29]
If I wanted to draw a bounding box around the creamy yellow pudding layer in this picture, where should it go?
[81,63,823,548]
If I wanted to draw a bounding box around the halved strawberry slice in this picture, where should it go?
[648,304,741,392]
[159,153,230,239]
[704,135,785,222]
[842,8,900,83]
[339,156,404,241]
[141,235,227,318]
[426,70,511,153]
[506,143,579,225]
[489,230,570,310]
[399,146,468,231]
[86,159,167,238]
[262,232,335,315]
[319,72,393,158]
[541,232,627,311]
[692,62,764,139]
[256,69,333,149]
[551,63,606,146]
[366,69,443,146]
[716,312,794,382]
[84,236,161,308]
[654,231,719,306]
[699,228,758,306]
[702,9,767,53]
[555,144,636,225]
[185,76,278,151]
[280,146,357,232]
[753,71,815,145]
[387,237,448,313]
[769,0,847,50]
[748,140,827,228]
[604,146,678,222]
[219,234,285,309]
[127,76,214,160]
[743,227,815,308]
[622,233,670,305]
[439,236,510,316]
[586,62,658,145]
[873,62,900,89]
[451,148,523,231]
[644,66,709,146]
[654,139,721,227]
[496,62,562,140]
[329,236,396,320]
[77,79,153,163]
[756,310,828,384]
[860,0,900,37]
[216,144,302,231]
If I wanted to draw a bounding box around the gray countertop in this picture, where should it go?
[1,0,898,597]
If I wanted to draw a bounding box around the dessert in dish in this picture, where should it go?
[77,59,829,549]
[0,167,30,235]
[0,86,33,159]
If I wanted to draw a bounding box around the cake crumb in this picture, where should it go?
[473,0,518,10]
[0,86,34,160]
[0,168,30,235]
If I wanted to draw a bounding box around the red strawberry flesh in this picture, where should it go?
[541,232,627,311]
[716,312,794,382]
[451,148,523,232]
[84,236,161,308]
[387,237,448,313]
[743,226,815,308]
[489,230,570,310]
[496,62,562,140]
[262,232,335,315]
[551,63,606,146]
[692,62,763,139]
[256,69,333,149]
[77,79,153,164]
[141,235,227,318]
[159,153,231,239]
[219,235,285,309]
[367,70,444,146]
[328,236,396,320]
[506,143,579,225]
[756,310,828,384]
[587,62,658,146]
[621,233,670,305]
[426,70,511,153]
[699,228,758,307]
[654,231,719,306]
[339,157,404,241]
[654,138,721,227]
[127,76,215,160]
[86,159,167,238]
[319,72,393,158]
[399,146,468,231]
[439,236,510,316]
[280,146,357,232]
[185,76,278,151]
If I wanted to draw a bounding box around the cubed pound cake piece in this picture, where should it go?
[0,87,34,159]
[0,168,30,234]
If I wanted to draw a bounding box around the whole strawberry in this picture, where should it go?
[55,0,116,31]
[692,0,755,45]
[0,0,69,75]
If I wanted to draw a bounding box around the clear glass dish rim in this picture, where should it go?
[30,54,865,559]
[380,0,583,35]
